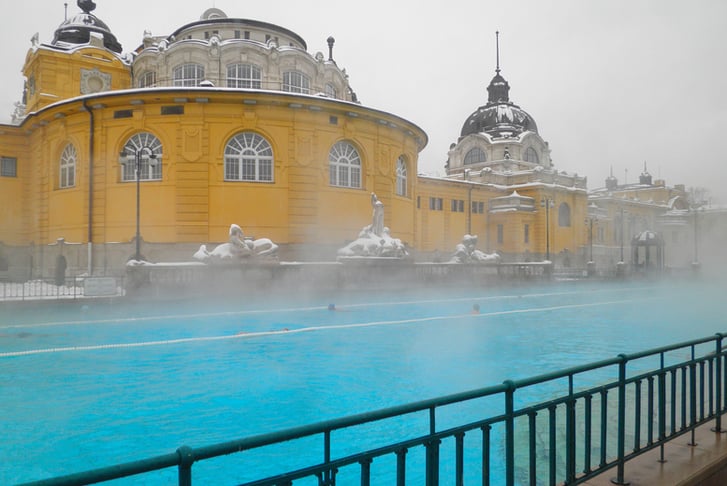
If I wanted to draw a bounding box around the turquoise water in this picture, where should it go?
[1,279,726,484]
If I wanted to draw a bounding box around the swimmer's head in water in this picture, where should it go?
[328,304,336,311]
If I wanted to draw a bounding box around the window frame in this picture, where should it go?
[329,141,362,189]
[227,63,262,89]
[120,132,163,182]
[395,156,407,197]
[1,157,17,177]
[464,147,487,165]
[282,71,310,94]
[138,71,157,88]
[173,63,205,87]
[224,132,274,182]
[59,144,77,189]
[524,147,539,165]
[558,202,571,227]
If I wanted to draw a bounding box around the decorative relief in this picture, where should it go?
[80,68,111,94]
[183,128,201,162]
[378,146,391,176]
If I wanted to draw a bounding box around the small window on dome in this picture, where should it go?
[464,148,487,165]
[524,147,539,165]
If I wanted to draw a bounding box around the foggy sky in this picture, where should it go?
[2,0,726,202]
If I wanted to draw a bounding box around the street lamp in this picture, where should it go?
[692,205,704,268]
[585,216,598,262]
[540,197,554,261]
[121,146,158,261]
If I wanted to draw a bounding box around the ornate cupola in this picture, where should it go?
[460,32,538,138]
[639,162,653,185]
[52,0,122,53]
[605,166,619,190]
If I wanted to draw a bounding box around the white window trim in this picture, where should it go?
[224,132,274,182]
[329,141,361,188]
[59,144,76,189]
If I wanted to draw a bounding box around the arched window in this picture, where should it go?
[325,83,337,99]
[329,141,361,188]
[396,156,407,197]
[524,147,539,164]
[227,64,261,89]
[173,64,205,87]
[463,147,487,165]
[224,132,274,182]
[558,202,571,227]
[138,71,157,88]
[121,132,163,182]
[59,144,76,188]
[282,71,310,94]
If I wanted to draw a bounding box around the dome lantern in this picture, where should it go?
[459,31,538,138]
[52,0,122,53]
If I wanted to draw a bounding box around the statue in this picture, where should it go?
[371,193,384,237]
[450,235,500,264]
[194,224,278,263]
[337,193,408,259]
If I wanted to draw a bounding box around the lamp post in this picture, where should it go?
[121,146,157,261]
[540,197,553,261]
[585,215,598,276]
[692,205,704,269]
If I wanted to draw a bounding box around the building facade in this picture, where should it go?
[0,2,721,279]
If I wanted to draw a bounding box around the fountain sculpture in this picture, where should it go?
[194,224,278,263]
[337,193,408,259]
[449,234,500,263]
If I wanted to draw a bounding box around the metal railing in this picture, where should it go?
[19,333,727,486]
[0,276,124,301]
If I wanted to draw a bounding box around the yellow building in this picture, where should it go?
[0,1,716,280]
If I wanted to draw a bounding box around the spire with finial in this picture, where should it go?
[495,30,501,74]
[487,30,510,104]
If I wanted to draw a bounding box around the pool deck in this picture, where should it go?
[584,414,727,485]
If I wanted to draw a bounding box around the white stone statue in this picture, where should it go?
[371,192,384,237]
[450,234,500,263]
[337,193,408,259]
[194,224,278,263]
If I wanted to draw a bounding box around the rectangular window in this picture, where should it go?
[471,201,485,214]
[234,30,241,39]
[1,157,17,177]
[497,224,504,244]
[451,199,464,212]
[524,224,530,243]
[114,110,133,119]
[161,105,184,115]
[244,31,250,40]
[429,197,443,211]
[417,196,420,209]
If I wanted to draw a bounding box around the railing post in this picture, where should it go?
[503,379,516,486]
[714,333,724,432]
[359,457,372,486]
[396,448,407,486]
[425,438,441,486]
[566,375,576,484]
[612,354,630,485]
[176,445,194,486]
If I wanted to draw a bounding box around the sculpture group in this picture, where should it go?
[336,193,408,259]
[192,197,498,265]
[194,224,278,263]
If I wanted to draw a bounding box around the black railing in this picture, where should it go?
[19,333,727,486]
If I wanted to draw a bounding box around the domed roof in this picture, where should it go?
[461,71,538,138]
[52,1,122,53]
